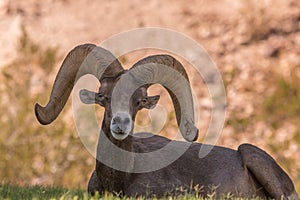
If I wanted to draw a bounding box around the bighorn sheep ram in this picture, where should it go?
[35,43,298,199]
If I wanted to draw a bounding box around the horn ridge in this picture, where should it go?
[131,54,189,81]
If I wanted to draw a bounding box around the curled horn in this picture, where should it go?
[35,43,124,125]
[113,55,198,142]
[131,55,189,124]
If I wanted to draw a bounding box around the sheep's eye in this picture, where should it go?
[136,99,147,107]
[98,93,110,101]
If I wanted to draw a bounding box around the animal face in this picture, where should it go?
[79,75,160,140]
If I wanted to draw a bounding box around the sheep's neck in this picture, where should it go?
[95,116,134,193]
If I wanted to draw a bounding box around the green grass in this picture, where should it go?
[0,184,85,200]
[0,184,269,200]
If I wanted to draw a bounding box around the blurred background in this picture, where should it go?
[0,0,299,194]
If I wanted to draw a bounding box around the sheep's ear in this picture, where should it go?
[79,89,97,104]
[140,95,160,109]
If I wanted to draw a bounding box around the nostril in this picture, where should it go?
[123,117,130,124]
[112,116,121,124]
[112,118,116,124]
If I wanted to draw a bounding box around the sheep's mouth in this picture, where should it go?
[113,130,126,135]
[111,129,130,140]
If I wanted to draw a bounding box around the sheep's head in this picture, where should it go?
[79,79,160,140]
[35,44,198,142]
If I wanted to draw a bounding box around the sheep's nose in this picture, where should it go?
[110,112,132,140]
[112,115,131,129]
